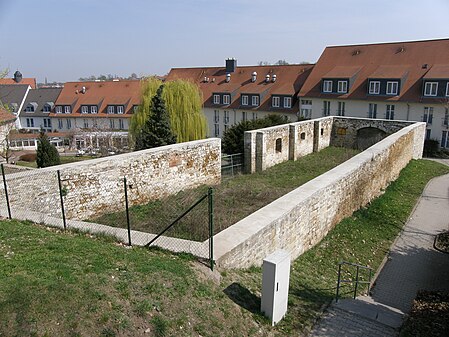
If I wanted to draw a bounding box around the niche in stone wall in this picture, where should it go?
[275,138,282,153]
[300,132,306,140]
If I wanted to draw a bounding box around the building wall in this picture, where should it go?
[307,98,449,148]
[2,139,221,220]
[52,116,130,132]
[204,107,297,138]
[214,121,425,268]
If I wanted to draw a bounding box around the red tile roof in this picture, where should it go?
[299,38,449,102]
[0,107,16,125]
[0,78,36,89]
[166,64,314,112]
[51,80,141,118]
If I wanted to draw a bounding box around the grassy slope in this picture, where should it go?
[1,159,448,337]
[222,159,449,335]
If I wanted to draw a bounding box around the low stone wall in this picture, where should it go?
[1,139,221,220]
[214,122,425,268]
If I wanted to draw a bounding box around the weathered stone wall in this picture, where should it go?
[215,122,425,268]
[314,117,333,151]
[289,120,315,160]
[2,139,221,220]
[256,125,290,172]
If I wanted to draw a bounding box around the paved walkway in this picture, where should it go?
[309,162,449,337]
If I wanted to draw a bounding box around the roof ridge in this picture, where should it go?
[327,37,449,49]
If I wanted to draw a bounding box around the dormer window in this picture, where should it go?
[272,96,280,107]
[133,105,139,113]
[64,106,71,114]
[446,83,449,97]
[91,106,97,114]
[223,94,230,105]
[323,80,332,93]
[369,81,380,94]
[108,106,115,114]
[43,103,53,112]
[213,94,220,104]
[55,106,62,114]
[283,97,291,108]
[252,96,259,106]
[337,81,348,93]
[25,102,37,112]
[424,82,438,96]
[386,81,399,95]
[241,95,248,106]
[81,106,88,114]
[117,106,124,114]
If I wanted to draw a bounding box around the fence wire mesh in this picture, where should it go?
[0,164,214,267]
[221,153,243,178]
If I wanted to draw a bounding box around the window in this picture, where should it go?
[224,110,230,124]
[252,96,259,106]
[323,80,332,93]
[446,83,449,97]
[301,100,312,105]
[119,119,124,130]
[214,110,219,123]
[323,101,331,116]
[213,94,220,104]
[368,103,377,118]
[66,119,72,129]
[133,105,139,113]
[93,119,98,128]
[223,94,230,105]
[275,138,282,152]
[224,124,229,133]
[43,118,51,128]
[83,119,89,128]
[272,96,280,107]
[117,106,124,114]
[43,104,51,112]
[300,108,311,119]
[242,95,249,106]
[26,118,34,127]
[55,106,62,114]
[81,106,88,114]
[369,81,380,94]
[424,82,438,96]
[214,124,219,137]
[108,106,115,114]
[386,105,395,120]
[252,112,257,121]
[423,107,433,124]
[242,111,247,122]
[337,102,345,116]
[442,131,449,148]
[386,81,399,95]
[444,108,449,126]
[426,129,431,140]
[25,104,35,112]
[337,81,348,93]
[110,119,115,129]
[283,97,292,108]
[91,106,97,114]
[58,119,63,129]
[64,106,71,114]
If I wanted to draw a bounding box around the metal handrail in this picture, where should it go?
[336,261,373,303]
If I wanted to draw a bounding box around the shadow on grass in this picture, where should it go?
[223,282,261,315]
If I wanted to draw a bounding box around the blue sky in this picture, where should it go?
[1,0,448,83]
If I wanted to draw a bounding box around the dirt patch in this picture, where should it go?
[435,231,449,253]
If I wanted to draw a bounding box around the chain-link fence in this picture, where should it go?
[0,164,214,270]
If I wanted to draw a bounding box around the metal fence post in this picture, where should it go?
[230,154,234,177]
[208,187,214,271]
[124,177,131,246]
[336,263,342,303]
[1,164,11,219]
[57,170,67,230]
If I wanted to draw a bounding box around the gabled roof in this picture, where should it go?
[299,38,449,102]
[166,63,314,112]
[21,88,62,117]
[51,80,141,118]
[0,78,36,89]
[0,84,30,106]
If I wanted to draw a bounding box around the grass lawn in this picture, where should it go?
[93,147,360,241]
[1,159,448,336]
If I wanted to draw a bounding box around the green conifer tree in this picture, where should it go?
[134,85,177,150]
[36,129,60,168]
